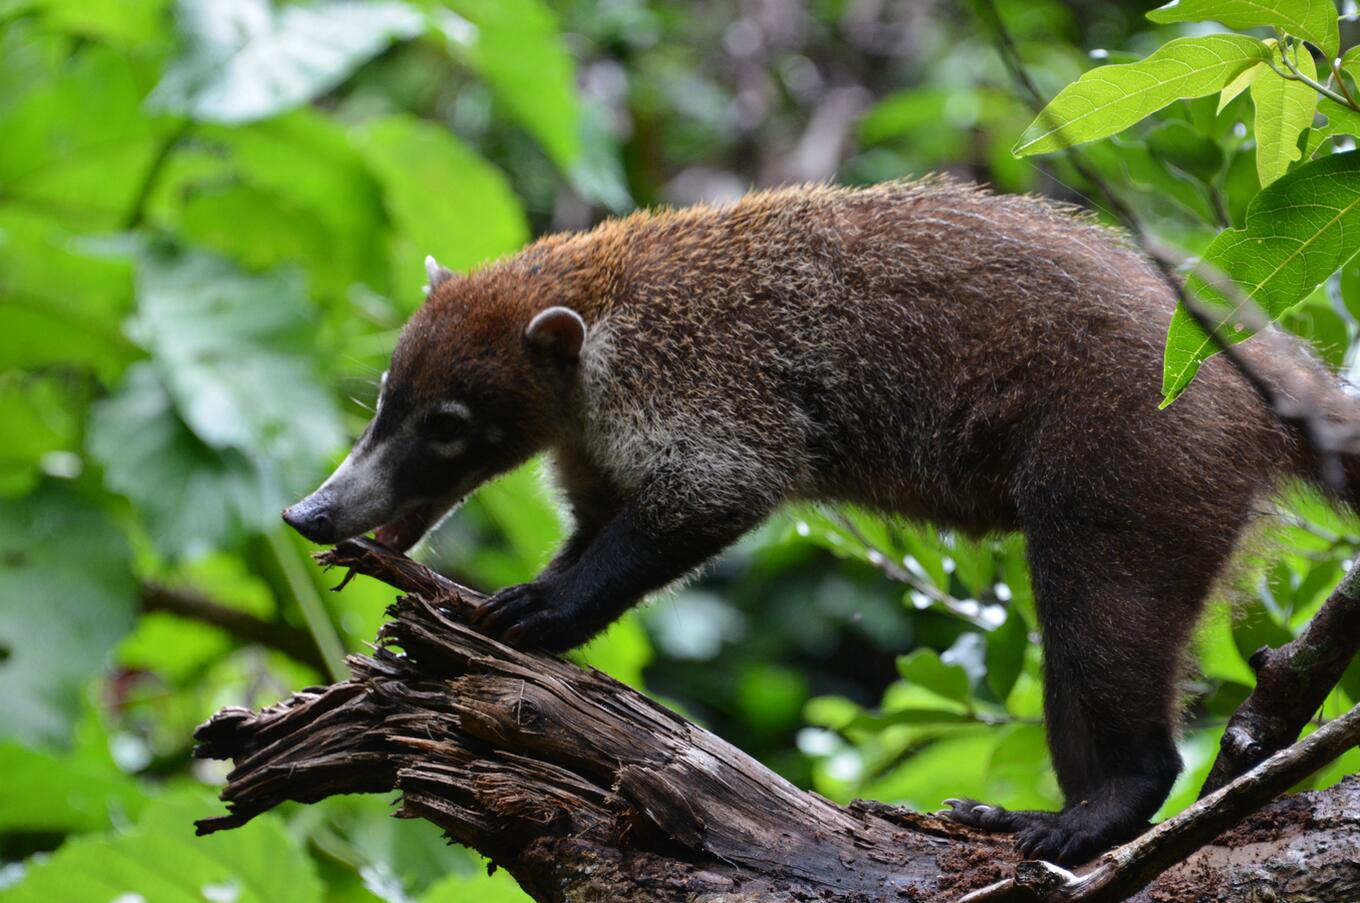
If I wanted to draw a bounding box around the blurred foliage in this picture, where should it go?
[1,0,1359,900]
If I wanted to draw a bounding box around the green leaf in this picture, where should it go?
[128,247,345,480]
[149,0,425,124]
[0,374,78,497]
[1199,610,1254,681]
[985,609,1029,703]
[0,484,137,746]
[1079,137,1218,223]
[0,209,137,377]
[1303,98,1360,159]
[439,0,581,169]
[1251,44,1317,186]
[1147,0,1339,59]
[1014,35,1270,156]
[571,612,653,690]
[201,112,391,298]
[35,0,171,47]
[896,649,972,706]
[1282,287,1349,366]
[0,793,323,903]
[88,363,284,558]
[0,708,149,833]
[1162,151,1360,403]
[0,42,164,227]
[1146,120,1225,182]
[356,114,529,306]
[858,731,995,810]
[1217,61,1263,114]
[422,866,531,903]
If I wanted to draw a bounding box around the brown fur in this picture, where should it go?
[302,179,1355,864]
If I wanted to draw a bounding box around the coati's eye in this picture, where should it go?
[421,405,470,445]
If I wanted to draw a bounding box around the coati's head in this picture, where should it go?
[283,255,589,551]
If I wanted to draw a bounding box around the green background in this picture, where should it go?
[1,1,1358,900]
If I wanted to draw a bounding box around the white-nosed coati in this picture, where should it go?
[283,179,1357,865]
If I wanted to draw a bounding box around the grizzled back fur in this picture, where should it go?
[381,178,1357,863]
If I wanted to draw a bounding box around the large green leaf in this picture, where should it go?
[1217,60,1262,113]
[203,112,390,298]
[440,0,581,169]
[0,374,78,497]
[356,114,529,306]
[1162,151,1360,404]
[148,0,425,124]
[0,484,138,746]
[0,209,137,377]
[1250,44,1316,186]
[0,793,323,903]
[89,364,285,559]
[128,247,345,481]
[1147,0,1339,59]
[34,0,171,47]
[1014,35,1270,156]
[0,708,149,833]
[0,41,164,227]
[1303,98,1360,158]
[422,867,530,903]
[896,649,972,706]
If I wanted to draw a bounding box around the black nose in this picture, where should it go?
[282,493,336,543]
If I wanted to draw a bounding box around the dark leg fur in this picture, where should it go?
[473,502,760,651]
[945,462,1246,864]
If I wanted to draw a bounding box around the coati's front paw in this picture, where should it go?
[940,799,1131,865]
[471,580,582,652]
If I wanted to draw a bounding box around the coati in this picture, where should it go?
[283,179,1357,865]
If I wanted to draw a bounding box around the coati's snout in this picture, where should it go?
[281,490,339,544]
[282,256,591,553]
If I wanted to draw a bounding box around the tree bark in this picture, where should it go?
[193,540,1360,903]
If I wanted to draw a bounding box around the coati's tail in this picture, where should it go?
[1248,333,1360,511]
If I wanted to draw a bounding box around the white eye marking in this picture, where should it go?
[433,438,470,458]
[438,400,471,419]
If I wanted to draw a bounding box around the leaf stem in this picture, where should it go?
[1270,37,1359,111]
[1331,59,1360,110]
[266,527,349,681]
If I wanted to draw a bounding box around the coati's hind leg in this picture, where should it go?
[943,493,1242,863]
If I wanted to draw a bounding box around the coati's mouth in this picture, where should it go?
[371,487,471,553]
[372,503,442,553]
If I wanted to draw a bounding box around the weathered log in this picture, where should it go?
[193,540,1360,902]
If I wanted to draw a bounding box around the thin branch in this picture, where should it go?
[1200,563,1360,794]
[140,582,328,674]
[959,702,1360,902]
[832,514,996,629]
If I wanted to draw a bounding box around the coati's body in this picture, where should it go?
[285,180,1351,865]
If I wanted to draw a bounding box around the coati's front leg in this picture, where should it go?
[472,501,760,652]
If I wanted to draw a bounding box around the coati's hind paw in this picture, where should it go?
[939,798,1028,832]
[940,799,1129,865]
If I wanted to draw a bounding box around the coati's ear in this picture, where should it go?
[525,306,588,367]
[423,255,455,295]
